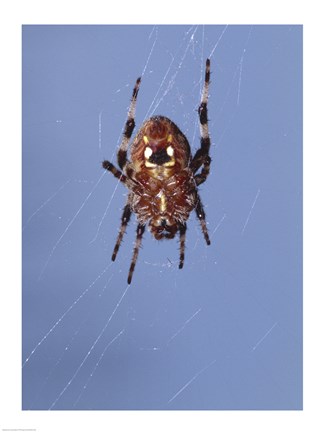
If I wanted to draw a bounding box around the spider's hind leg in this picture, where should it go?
[118,77,141,170]
[190,58,211,174]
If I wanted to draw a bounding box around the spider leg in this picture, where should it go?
[118,77,141,170]
[192,59,211,247]
[195,193,211,245]
[190,58,211,174]
[194,155,211,186]
[111,200,132,261]
[128,223,145,284]
[102,160,127,183]
[178,222,187,269]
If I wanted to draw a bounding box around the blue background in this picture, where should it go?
[22,25,302,410]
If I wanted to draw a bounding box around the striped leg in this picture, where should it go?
[195,194,211,245]
[111,199,132,261]
[194,155,211,186]
[193,59,211,247]
[128,223,145,284]
[190,58,211,174]
[178,223,187,269]
[118,77,141,170]
[102,160,127,183]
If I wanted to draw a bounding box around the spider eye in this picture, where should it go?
[166,145,174,157]
[144,146,153,159]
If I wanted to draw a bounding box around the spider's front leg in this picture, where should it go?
[195,194,211,245]
[128,223,145,284]
[178,223,187,269]
[111,199,132,262]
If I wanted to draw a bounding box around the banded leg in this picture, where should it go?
[112,200,132,261]
[195,194,211,245]
[178,223,187,269]
[191,58,211,174]
[102,160,127,183]
[128,223,145,284]
[118,77,141,170]
[194,155,211,186]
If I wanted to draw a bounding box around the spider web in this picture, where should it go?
[22,25,302,411]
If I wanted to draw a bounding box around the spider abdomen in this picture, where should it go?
[130,116,192,175]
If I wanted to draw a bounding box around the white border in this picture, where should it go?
[1,1,323,431]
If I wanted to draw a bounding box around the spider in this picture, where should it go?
[102,59,211,284]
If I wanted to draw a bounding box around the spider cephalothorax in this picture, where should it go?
[102,59,211,284]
